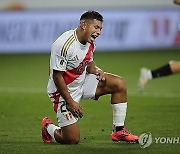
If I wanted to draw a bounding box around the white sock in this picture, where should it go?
[111,102,127,127]
[47,124,60,140]
[147,69,153,80]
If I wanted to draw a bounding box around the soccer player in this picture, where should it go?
[138,60,180,91]
[42,10,138,144]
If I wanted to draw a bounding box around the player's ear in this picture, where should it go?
[80,20,87,30]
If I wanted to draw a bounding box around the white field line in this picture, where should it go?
[0,87,46,94]
[0,87,180,98]
[128,91,180,98]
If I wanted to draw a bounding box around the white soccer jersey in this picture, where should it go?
[47,29,95,103]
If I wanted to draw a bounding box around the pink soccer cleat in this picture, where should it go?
[41,117,53,143]
[111,128,139,143]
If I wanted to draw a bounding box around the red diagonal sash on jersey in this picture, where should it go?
[62,43,94,85]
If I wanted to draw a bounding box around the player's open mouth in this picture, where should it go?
[91,35,97,40]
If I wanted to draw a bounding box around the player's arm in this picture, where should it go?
[174,0,180,5]
[53,70,83,118]
[86,61,105,81]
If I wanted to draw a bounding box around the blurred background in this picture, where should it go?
[0,0,179,53]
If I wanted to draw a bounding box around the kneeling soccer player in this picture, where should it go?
[42,10,139,144]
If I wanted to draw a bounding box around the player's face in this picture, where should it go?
[84,19,102,44]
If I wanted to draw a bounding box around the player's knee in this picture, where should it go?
[112,76,126,92]
[169,60,176,65]
[169,60,180,73]
[56,136,80,144]
[169,60,180,66]
[54,130,80,144]
[69,138,80,144]
[64,136,80,144]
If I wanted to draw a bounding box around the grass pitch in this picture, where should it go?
[0,49,180,154]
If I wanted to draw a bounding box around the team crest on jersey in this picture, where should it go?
[76,60,89,74]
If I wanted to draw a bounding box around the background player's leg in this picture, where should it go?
[138,60,180,91]
[169,60,180,73]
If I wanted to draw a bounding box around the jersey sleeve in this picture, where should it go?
[50,41,68,72]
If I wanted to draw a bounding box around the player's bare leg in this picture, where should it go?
[54,123,80,144]
[95,73,127,102]
[169,60,180,73]
[42,118,80,144]
[95,73,139,143]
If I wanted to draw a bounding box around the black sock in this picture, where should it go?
[115,126,124,132]
[151,63,172,79]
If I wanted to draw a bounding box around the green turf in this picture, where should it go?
[0,49,180,154]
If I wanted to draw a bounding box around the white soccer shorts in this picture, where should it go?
[53,74,99,128]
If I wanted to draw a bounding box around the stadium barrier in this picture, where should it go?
[0,9,179,53]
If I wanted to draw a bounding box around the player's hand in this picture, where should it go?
[95,69,105,81]
[68,101,83,118]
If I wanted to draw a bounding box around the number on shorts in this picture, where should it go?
[60,101,69,113]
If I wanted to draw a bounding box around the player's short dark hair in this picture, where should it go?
[80,10,103,22]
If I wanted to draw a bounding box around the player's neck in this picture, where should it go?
[76,27,87,45]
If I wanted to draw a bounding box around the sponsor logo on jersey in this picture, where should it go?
[71,55,79,61]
